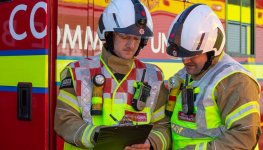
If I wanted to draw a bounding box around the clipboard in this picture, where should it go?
[93,124,153,150]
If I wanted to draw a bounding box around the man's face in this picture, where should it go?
[113,32,141,60]
[182,53,208,76]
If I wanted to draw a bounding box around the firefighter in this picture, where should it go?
[54,0,171,149]
[166,4,261,150]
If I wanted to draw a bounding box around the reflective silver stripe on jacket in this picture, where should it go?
[171,123,225,138]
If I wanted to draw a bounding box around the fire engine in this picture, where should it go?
[0,0,262,149]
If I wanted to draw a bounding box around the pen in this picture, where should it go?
[110,114,119,125]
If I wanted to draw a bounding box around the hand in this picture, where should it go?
[124,139,151,150]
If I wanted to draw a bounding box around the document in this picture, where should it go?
[93,124,153,150]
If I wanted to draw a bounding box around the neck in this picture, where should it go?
[102,47,134,74]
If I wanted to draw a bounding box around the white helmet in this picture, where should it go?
[166,4,225,58]
[97,0,153,41]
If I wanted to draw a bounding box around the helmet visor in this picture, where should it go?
[167,43,203,58]
[114,24,152,39]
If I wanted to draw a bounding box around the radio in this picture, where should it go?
[132,69,151,111]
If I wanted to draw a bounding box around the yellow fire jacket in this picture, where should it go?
[54,48,172,150]
[172,52,261,150]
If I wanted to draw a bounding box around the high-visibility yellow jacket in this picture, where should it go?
[55,48,171,150]
[170,52,261,150]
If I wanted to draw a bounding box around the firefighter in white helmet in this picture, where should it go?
[166,3,261,150]
[54,0,171,149]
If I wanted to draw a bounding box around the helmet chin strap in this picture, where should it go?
[104,32,117,56]
[134,38,147,56]
[199,52,214,74]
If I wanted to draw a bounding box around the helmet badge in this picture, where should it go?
[139,28,145,35]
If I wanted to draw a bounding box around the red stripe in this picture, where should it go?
[76,80,81,96]
[169,95,176,101]
[127,93,133,105]
[127,68,136,80]
[103,78,112,93]
[118,80,127,92]
[90,68,101,77]
[157,71,163,81]
[74,62,80,67]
